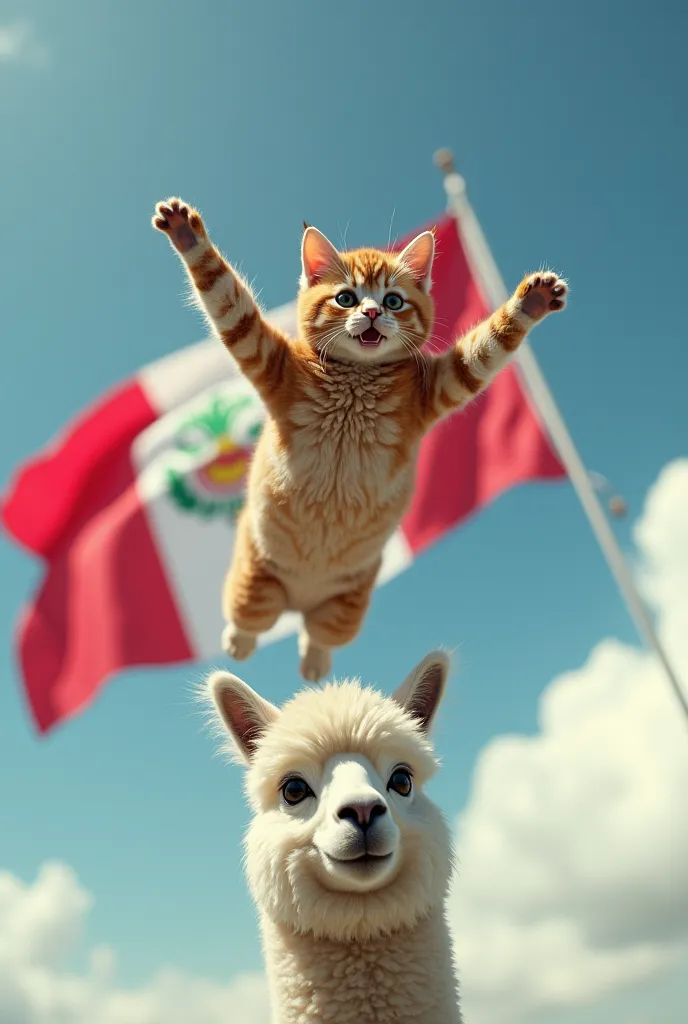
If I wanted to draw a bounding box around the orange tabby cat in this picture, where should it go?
[153,198,567,681]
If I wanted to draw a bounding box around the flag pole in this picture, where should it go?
[433,148,688,724]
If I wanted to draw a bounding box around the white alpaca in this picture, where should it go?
[207,651,462,1023]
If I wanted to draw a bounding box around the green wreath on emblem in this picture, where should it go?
[166,392,263,522]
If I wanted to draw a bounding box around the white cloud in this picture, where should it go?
[450,458,688,1023]
[0,21,48,66]
[0,862,270,1024]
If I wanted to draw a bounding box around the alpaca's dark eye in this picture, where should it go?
[335,290,357,308]
[387,768,413,797]
[383,293,404,311]
[282,777,312,805]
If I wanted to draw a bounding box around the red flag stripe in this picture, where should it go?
[400,215,564,552]
[402,369,564,553]
[17,447,193,733]
[1,381,157,559]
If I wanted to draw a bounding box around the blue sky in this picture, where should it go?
[1,2,687,1022]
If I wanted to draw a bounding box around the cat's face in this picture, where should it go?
[297,227,435,365]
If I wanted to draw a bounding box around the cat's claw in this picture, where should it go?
[152,197,206,254]
[516,271,568,321]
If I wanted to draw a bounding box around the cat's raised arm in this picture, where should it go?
[424,271,567,422]
[153,198,293,403]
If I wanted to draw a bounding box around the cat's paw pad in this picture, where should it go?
[152,197,206,253]
[299,645,332,684]
[516,271,568,321]
[222,624,257,662]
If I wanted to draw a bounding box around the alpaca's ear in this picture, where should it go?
[397,230,435,290]
[301,226,347,288]
[392,651,450,732]
[208,671,280,763]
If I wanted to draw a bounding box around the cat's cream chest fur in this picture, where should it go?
[245,361,420,597]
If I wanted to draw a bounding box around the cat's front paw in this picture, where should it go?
[152,197,207,254]
[515,272,568,321]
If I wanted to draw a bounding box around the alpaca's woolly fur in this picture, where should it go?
[206,651,463,1023]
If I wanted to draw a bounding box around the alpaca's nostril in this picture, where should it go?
[337,800,387,829]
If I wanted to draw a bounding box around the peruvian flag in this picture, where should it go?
[2,214,565,734]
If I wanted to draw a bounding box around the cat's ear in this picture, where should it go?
[208,671,280,764]
[397,230,435,290]
[392,650,450,733]
[301,226,347,288]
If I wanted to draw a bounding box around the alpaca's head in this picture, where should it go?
[207,652,453,941]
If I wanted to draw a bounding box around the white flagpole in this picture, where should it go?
[433,148,688,723]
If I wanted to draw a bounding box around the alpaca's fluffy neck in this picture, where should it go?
[261,906,462,1024]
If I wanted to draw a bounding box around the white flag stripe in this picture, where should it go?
[139,301,298,414]
[139,338,228,415]
[133,305,413,660]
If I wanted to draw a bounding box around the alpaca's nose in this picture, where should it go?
[336,799,387,830]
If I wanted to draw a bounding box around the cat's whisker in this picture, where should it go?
[316,327,347,369]
[423,331,451,355]
[315,324,345,347]
[317,339,335,370]
[386,208,397,252]
[337,221,350,251]
[319,338,339,370]
[397,330,428,386]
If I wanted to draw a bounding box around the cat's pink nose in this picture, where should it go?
[365,308,379,321]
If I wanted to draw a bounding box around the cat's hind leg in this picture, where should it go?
[299,570,378,683]
[297,634,333,685]
[222,515,288,663]
[221,623,259,662]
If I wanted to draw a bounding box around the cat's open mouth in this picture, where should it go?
[358,327,382,346]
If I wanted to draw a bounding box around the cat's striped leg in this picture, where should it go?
[427,271,567,421]
[153,198,293,403]
[222,516,289,661]
[299,573,378,683]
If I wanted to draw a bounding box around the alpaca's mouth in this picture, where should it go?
[325,851,394,867]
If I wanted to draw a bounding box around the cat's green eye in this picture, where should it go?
[383,293,404,311]
[335,290,357,308]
